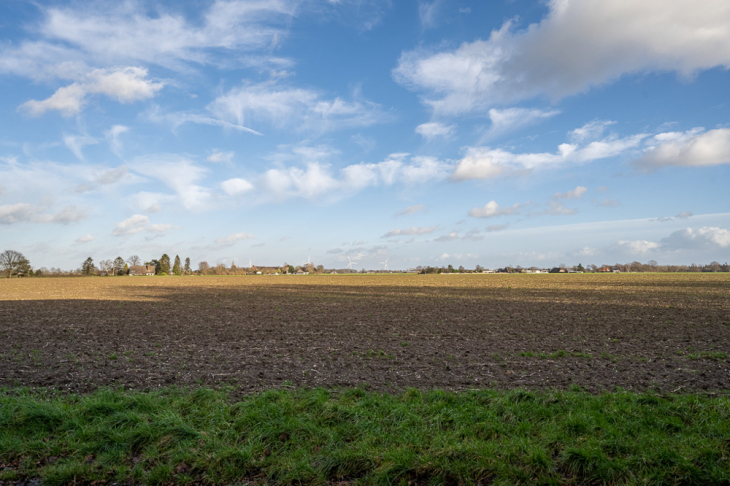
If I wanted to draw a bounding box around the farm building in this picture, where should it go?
[129,265,155,276]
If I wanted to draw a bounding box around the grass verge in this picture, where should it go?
[1,387,729,485]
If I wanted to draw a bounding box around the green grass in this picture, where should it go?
[1,387,729,485]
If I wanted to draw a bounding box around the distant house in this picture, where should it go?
[598,265,613,273]
[129,265,155,276]
[549,267,568,273]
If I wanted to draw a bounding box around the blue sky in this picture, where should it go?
[1,0,729,271]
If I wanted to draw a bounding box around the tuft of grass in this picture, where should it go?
[0,387,729,485]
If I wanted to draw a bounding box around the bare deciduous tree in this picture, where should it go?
[127,255,141,266]
[0,250,29,278]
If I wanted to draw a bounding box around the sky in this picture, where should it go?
[1,0,729,271]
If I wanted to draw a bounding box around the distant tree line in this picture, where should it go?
[419,261,730,274]
[3,249,728,277]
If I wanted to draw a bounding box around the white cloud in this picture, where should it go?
[20,67,163,116]
[382,226,436,238]
[148,108,263,136]
[468,201,529,219]
[433,229,484,242]
[0,203,87,225]
[105,125,129,158]
[131,155,210,210]
[676,211,693,219]
[553,186,587,199]
[434,231,459,242]
[130,192,172,214]
[569,120,616,143]
[214,232,256,245]
[222,178,254,196]
[542,201,578,216]
[452,127,647,181]
[207,150,234,164]
[76,234,95,243]
[415,122,455,140]
[0,203,38,224]
[94,165,128,185]
[418,1,442,29]
[661,227,730,250]
[483,107,560,140]
[1,1,298,78]
[613,240,661,255]
[395,204,426,217]
[394,0,730,115]
[112,214,148,236]
[253,151,450,202]
[147,223,176,234]
[35,205,88,224]
[593,198,620,208]
[451,151,504,181]
[634,128,730,170]
[63,134,99,161]
[207,82,388,133]
[485,224,509,232]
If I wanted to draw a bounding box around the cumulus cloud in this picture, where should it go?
[553,186,587,199]
[76,234,95,243]
[468,201,529,218]
[451,151,504,181]
[382,226,436,238]
[0,203,38,224]
[254,152,451,202]
[415,122,455,140]
[207,82,389,133]
[661,227,730,250]
[393,0,730,115]
[214,232,256,245]
[394,204,426,217]
[207,150,234,164]
[634,128,730,170]
[19,67,163,117]
[112,214,148,236]
[612,240,661,255]
[222,178,254,196]
[452,122,646,181]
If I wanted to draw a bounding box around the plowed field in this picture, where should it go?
[1,273,728,394]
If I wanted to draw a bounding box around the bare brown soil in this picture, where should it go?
[1,273,728,394]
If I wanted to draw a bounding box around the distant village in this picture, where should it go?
[1,249,728,278]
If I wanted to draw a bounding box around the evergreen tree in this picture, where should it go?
[159,254,171,274]
[172,255,182,275]
[82,257,95,275]
[184,257,191,275]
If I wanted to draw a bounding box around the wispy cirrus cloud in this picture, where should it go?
[382,226,436,238]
